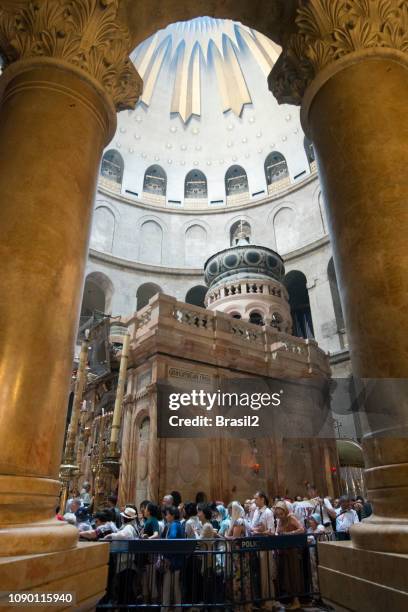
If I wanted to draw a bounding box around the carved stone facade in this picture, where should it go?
[77,293,339,506]
[270,0,408,105]
[0,0,142,110]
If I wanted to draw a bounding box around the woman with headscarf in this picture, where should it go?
[274,500,305,611]
[224,501,251,612]
[216,504,231,536]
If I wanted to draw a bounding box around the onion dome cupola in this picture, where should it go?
[204,230,292,331]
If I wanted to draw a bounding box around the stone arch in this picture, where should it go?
[273,206,298,254]
[136,282,163,311]
[185,224,207,266]
[185,285,207,307]
[90,206,115,253]
[230,219,252,246]
[121,4,291,53]
[249,310,265,326]
[81,271,114,318]
[139,220,163,264]
[284,270,314,339]
[136,416,150,505]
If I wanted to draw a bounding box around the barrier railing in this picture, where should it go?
[96,535,319,609]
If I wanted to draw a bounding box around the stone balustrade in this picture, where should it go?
[206,279,286,306]
[120,293,329,378]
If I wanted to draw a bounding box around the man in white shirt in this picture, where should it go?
[250,491,278,610]
[250,491,275,535]
[335,496,359,534]
[307,484,336,531]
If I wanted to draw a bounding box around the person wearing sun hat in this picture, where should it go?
[103,506,140,540]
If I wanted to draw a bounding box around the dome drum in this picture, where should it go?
[204,245,285,289]
[206,278,292,333]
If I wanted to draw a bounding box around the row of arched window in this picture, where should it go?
[100,139,316,200]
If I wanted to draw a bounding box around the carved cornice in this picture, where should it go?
[269,0,408,105]
[0,0,142,110]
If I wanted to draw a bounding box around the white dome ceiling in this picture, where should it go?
[132,17,280,122]
[104,17,314,209]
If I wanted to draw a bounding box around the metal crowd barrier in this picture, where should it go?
[96,534,319,609]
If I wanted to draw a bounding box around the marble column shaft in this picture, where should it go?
[269,0,408,552]
[304,54,408,551]
[0,59,115,554]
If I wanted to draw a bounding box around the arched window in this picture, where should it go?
[264,152,289,193]
[90,207,115,253]
[230,220,251,246]
[249,311,264,326]
[328,258,346,333]
[304,137,316,170]
[139,220,163,264]
[185,224,207,266]
[136,283,162,311]
[225,165,249,198]
[185,286,208,308]
[271,312,283,331]
[284,271,314,339]
[185,170,208,199]
[100,150,124,188]
[231,312,242,320]
[143,165,167,197]
[80,272,114,319]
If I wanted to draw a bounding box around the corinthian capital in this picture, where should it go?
[0,0,142,110]
[269,0,408,105]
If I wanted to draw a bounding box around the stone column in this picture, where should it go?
[0,0,141,556]
[270,0,408,554]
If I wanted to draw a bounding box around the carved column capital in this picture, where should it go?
[269,0,408,106]
[0,0,142,111]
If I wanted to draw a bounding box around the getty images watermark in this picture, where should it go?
[167,389,284,428]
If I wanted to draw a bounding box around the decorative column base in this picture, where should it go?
[0,541,109,611]
[0,475,78,556]
[318,541,408,612]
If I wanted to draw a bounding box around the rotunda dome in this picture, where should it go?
[100,17,315,210]
[204,237,291,331]
[204,244,285,289]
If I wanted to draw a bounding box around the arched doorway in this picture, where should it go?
[136,283,162,311]
[284,271,314,339]
[185,286,207,308]
[80,272,114,319]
